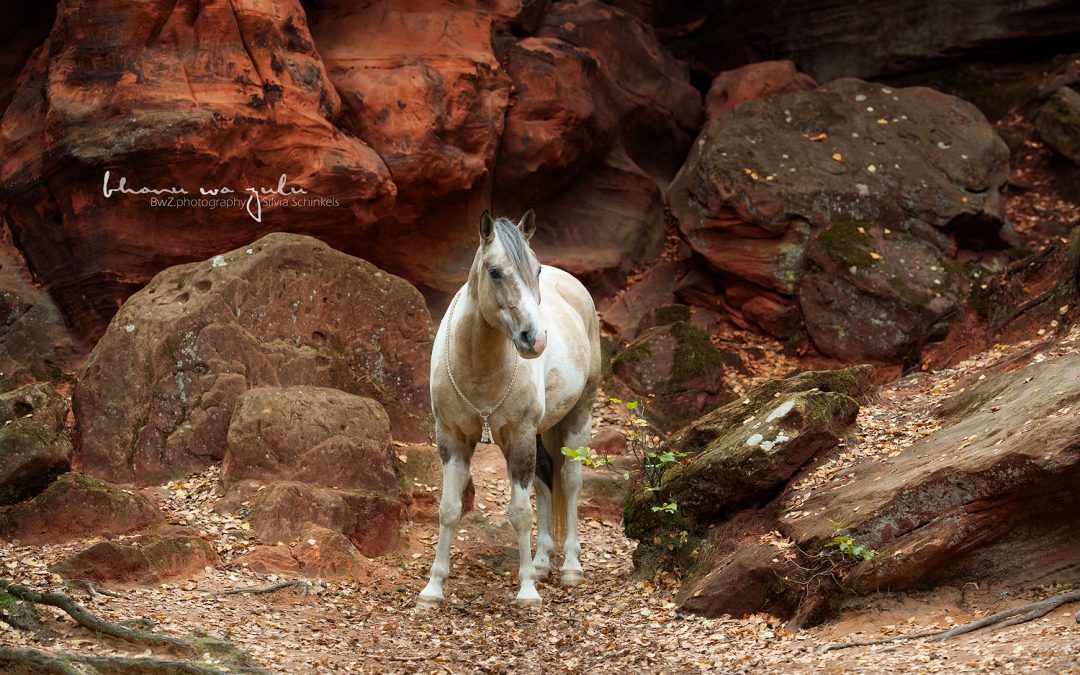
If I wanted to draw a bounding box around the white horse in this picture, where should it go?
[418,210,601,607]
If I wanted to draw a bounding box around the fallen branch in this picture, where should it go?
[213,580,309,597]
[0,646,267,674]
[823,590,1080,652]
[989,287,1056,337]
[66,578,123,599]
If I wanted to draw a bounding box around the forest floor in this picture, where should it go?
[4,328,1080,673]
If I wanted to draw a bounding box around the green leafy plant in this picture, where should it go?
[562,396,687,505]
[825,520,876,562]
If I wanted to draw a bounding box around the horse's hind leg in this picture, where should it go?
[532,435,555,579]
[418,431,473,608]
[555,402,591,587]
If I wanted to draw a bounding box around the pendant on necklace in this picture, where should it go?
[481,417,493,444]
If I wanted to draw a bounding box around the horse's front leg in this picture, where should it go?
[418,431,473,608]
[507,434,542,607]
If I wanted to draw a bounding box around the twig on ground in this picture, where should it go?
[67,578,123,598]
[823,590,1080,652]
[213,580,310,597]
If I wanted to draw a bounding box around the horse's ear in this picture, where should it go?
[480,210,494,244]
[518,209,536,241]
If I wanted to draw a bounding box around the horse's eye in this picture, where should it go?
[488,268,501,280]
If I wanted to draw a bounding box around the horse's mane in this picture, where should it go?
[493,217,534,281]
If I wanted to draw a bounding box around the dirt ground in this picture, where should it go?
[4,338,1080,675]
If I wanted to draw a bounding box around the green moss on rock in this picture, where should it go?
[815,221,876,270]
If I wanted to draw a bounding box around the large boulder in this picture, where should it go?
[248,481,404,557]
[1036,86,1080,164]
[224,386,397,492]
[51,533,219,584]
[0,0,394,341]
[611,308,739,431]
[0,251,78,391]
[0,384,72,505]
[73,233,434,485]
[669,78,1010,356]
[0,473,163,545]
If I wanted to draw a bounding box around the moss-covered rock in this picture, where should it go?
[0,472,163,545]
[0,384,72,506]
[624,366,868,544]
[798,221,969,362]
[1036,86,1080,164]
[612,320,740,431]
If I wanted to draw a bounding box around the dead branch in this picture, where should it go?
[823,590,1080,652]
[0,646,268,674]
[213,580,309,597]
[66,578,123,599]
[989,287,1056,337]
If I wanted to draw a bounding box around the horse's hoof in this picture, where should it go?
[533,566,551,579]
[416,593,443,609]
[560,569,584,587]
[515,590,543,608]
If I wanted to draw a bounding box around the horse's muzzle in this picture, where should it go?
[514,327,547,359]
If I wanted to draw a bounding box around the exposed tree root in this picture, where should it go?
[2,582,261,672]
[7,583,200,655]
[0,646,267,674]
[213,580,309,597]
[823,590,1080,652]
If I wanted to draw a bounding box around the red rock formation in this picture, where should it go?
[0,0,395,342]
[0,0,700,338]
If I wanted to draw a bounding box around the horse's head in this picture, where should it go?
[475,210,546,359]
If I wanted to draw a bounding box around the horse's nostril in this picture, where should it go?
[520,329,536,346]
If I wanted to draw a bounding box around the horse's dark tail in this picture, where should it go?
[535,434,567,548]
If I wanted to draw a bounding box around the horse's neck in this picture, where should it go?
[451,288,516,378]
